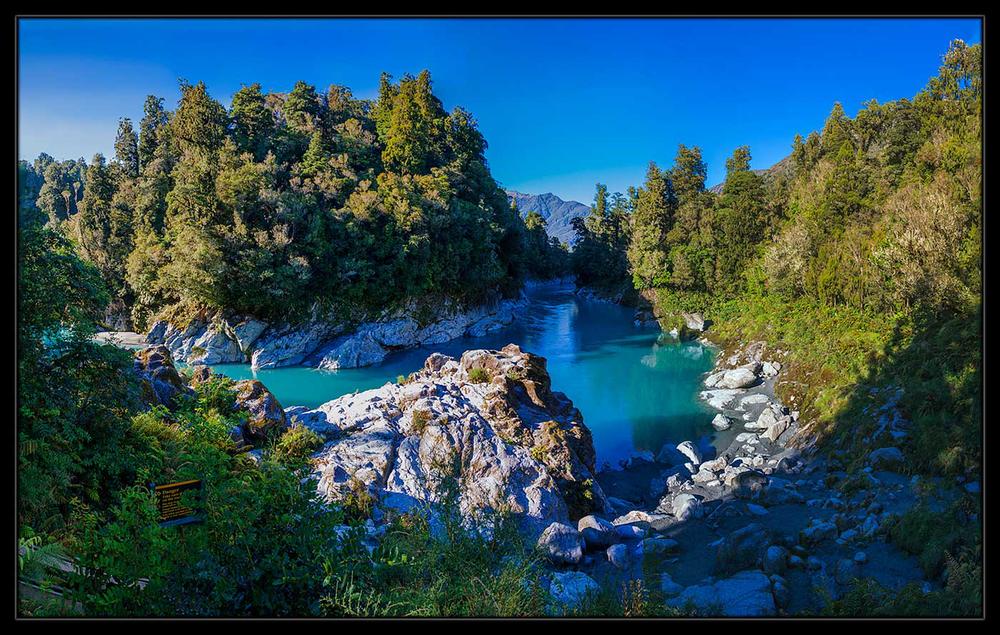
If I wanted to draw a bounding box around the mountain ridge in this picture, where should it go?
[505,190,590,247]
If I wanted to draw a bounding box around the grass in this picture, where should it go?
[467,367,490,384]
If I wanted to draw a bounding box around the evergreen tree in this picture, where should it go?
[113,117,140,180]
[627,162,674,288]
[230,83,275,160]
[138,95,169,170]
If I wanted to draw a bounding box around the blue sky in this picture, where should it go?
[19,17,981,203]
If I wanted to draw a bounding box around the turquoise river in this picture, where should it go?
[207,283,717,468]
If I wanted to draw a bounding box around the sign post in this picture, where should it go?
[149,479,204,528]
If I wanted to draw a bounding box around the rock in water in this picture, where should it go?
[302,345,607,539]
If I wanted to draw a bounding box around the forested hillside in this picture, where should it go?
[571,39,981,612]
[18,71,566,331]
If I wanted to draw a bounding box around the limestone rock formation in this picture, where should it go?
[297,345,608,539]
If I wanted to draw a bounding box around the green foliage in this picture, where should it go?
[520,208,571,279]
[572,184,632,291]
[21,71,531,324]
[410,408,432,435]
[890,498,981,580]
[467,367,490,384]
[271,425,324,469]
[18,225,141,532]
[627,162,674,288]
[319,470,548,617]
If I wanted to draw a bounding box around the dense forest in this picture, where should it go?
[17,40,980,616]
[18,71,567,331]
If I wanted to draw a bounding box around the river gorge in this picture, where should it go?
[201,281,717,468]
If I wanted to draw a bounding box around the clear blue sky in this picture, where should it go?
[18,17,981,203]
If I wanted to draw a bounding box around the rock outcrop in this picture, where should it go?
[145,293,527,371]
[132,346,287,448]
[294,345,608,539]
[233,379,289,443]
[133,345,193,408]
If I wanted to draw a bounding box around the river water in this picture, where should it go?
[207,282,717,468]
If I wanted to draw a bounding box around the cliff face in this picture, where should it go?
[289,344,608,538]
[144,293,528,371]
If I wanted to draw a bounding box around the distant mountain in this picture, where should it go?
[506,191,590,247]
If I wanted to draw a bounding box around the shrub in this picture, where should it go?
[272,425,324,469]
[467,367,490,384]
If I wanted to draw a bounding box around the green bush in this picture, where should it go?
[467,367,490,384]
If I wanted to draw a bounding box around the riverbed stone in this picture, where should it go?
[676,440,702,465]
[717,367,758,389]
[715,522,770,574]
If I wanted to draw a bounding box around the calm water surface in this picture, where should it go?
[208,284,716,467]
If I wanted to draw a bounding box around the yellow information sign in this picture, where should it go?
[150,479,204,527]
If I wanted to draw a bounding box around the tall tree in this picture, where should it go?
[138,95,169,170]
[230,83,275,160]
[627,162,674,288]
[113,118,140,180]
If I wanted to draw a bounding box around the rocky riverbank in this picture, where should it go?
[536,338,948,615]
[144,291,529,371]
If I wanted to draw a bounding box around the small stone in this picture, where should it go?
[642,536,680,555]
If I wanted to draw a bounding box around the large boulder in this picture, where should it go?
[134,345,194,409]
[537,522,584,565]
[578,515,618,550]
[233,379,288,443]
[868,447,905,468]
[681,312,706,331]
[309,332,388,370]
[671,493,704,521]
[675,440,702,466]
[716,367,759,390]
[303,345,605,538]
[144,315,247,365]
[252,320,342,370]
[711,414,732,431]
